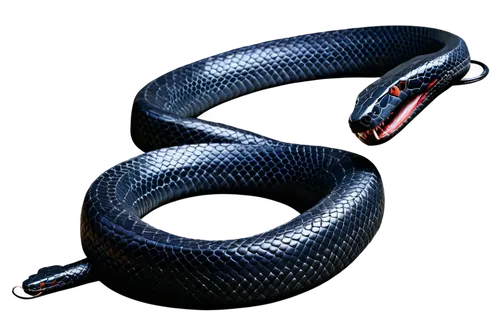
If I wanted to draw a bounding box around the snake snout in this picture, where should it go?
[349,114,373,133]
[9,282,42,302]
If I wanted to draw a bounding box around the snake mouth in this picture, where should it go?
[356,79,437,144]
[356,93,423,142]
[355,111,398,145]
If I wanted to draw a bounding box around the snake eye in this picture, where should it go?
[389,85,400,97]
[398,80,407,91]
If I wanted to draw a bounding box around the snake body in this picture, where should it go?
[20,26,476,309]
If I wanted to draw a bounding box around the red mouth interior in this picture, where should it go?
[356,79,437,141]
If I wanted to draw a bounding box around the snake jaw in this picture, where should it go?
[355,102,420,144]
[355,79,438,145]
[356,120,387,142]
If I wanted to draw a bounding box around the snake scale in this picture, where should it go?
[16,26,486,309]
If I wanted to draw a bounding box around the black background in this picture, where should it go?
[4,23,498,310]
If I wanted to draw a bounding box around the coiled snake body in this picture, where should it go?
[17,26,486,309]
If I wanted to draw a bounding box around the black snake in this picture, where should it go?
[15,26,487,309]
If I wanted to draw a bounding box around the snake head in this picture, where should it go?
[349,66,441,145]
[16,259,94,298]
